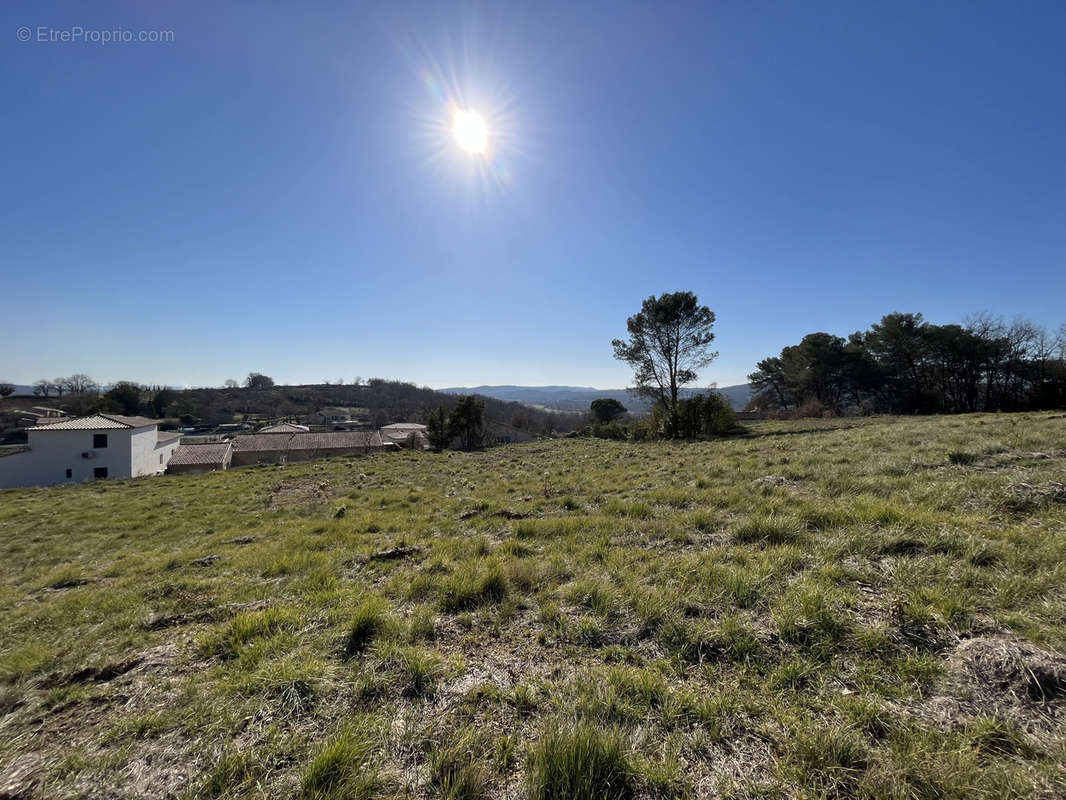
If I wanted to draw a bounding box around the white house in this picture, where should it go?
[0,415,181,489]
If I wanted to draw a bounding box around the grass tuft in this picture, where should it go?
[526,721,635,800]
[440,564,509,612]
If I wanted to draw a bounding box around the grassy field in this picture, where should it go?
[1,413,1065,799]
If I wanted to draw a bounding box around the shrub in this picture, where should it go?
[526,721,635,800]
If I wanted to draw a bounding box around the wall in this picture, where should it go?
[131,428,180,477]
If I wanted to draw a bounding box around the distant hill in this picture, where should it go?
[443,383,752,412]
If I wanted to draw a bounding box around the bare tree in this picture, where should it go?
[34,379,59,398]
[223,379,240,389]
[60,374,98,394]
[0,382,14,397]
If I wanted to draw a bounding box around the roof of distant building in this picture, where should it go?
[259,423,310,433]
[30,414,160,431]
[168,442,232,466]
[233,431,383,453]
[381,423,428,431]
[156,430,182,444]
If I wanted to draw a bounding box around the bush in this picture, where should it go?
[588,422,630,440]
[649,393,743,439]
[526,721,635,800]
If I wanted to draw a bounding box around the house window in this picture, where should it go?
[159,454,164,464]
[93,433,108,449]
[65,468,72,479]
[93,467,108,479]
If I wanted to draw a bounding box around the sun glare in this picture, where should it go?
[452,109,488,154]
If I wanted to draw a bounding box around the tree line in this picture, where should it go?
[748,312,1066,416]
[2,375,585,442]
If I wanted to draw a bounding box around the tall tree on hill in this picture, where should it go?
[448,395,484,450]
[244,373,275,390]
[426,404,449,451]
[612,291,718,438]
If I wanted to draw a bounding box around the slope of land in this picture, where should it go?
[441,383,753,412]
[1,414,1065,799]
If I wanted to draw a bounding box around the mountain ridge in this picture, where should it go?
[441,383,752,412]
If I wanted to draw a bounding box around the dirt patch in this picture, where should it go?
[0,753,43,800]
[751,475,796,488]
[458,508,530,521]
[41,645,178,689]
[367,545,423,562]
[46,577,97,590]
[143,600,272,631]
[925,635,1066,732]
[267,477,337,509]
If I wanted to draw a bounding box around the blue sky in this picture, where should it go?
[3,1,1065,389]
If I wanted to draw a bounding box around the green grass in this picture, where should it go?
[1,412,1065,798]
[526,721,635,800]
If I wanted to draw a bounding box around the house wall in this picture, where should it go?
[130,427,180,476]
[0,426,180,489]
[0,428,135,489]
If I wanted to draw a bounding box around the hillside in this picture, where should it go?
[1,414,1065,798]
[442,383,753,412]
[0,380,587,441]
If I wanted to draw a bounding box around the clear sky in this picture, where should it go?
[4,1,1065,390]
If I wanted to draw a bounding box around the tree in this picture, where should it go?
[150,387,176,418]
[448,395,484,450]
[426,405,450,451]
[590,398,627,423]
[748,356,791,411]
[223,379,240,389]
[33,380,58,398]
[245,373,275,390]
[60,374,98,395]
[866,313,931,412]
[105,382,144,416]
[612,291,718,438]
[0,383,14,398]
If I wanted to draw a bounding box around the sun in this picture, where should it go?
[452,109,488,154]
